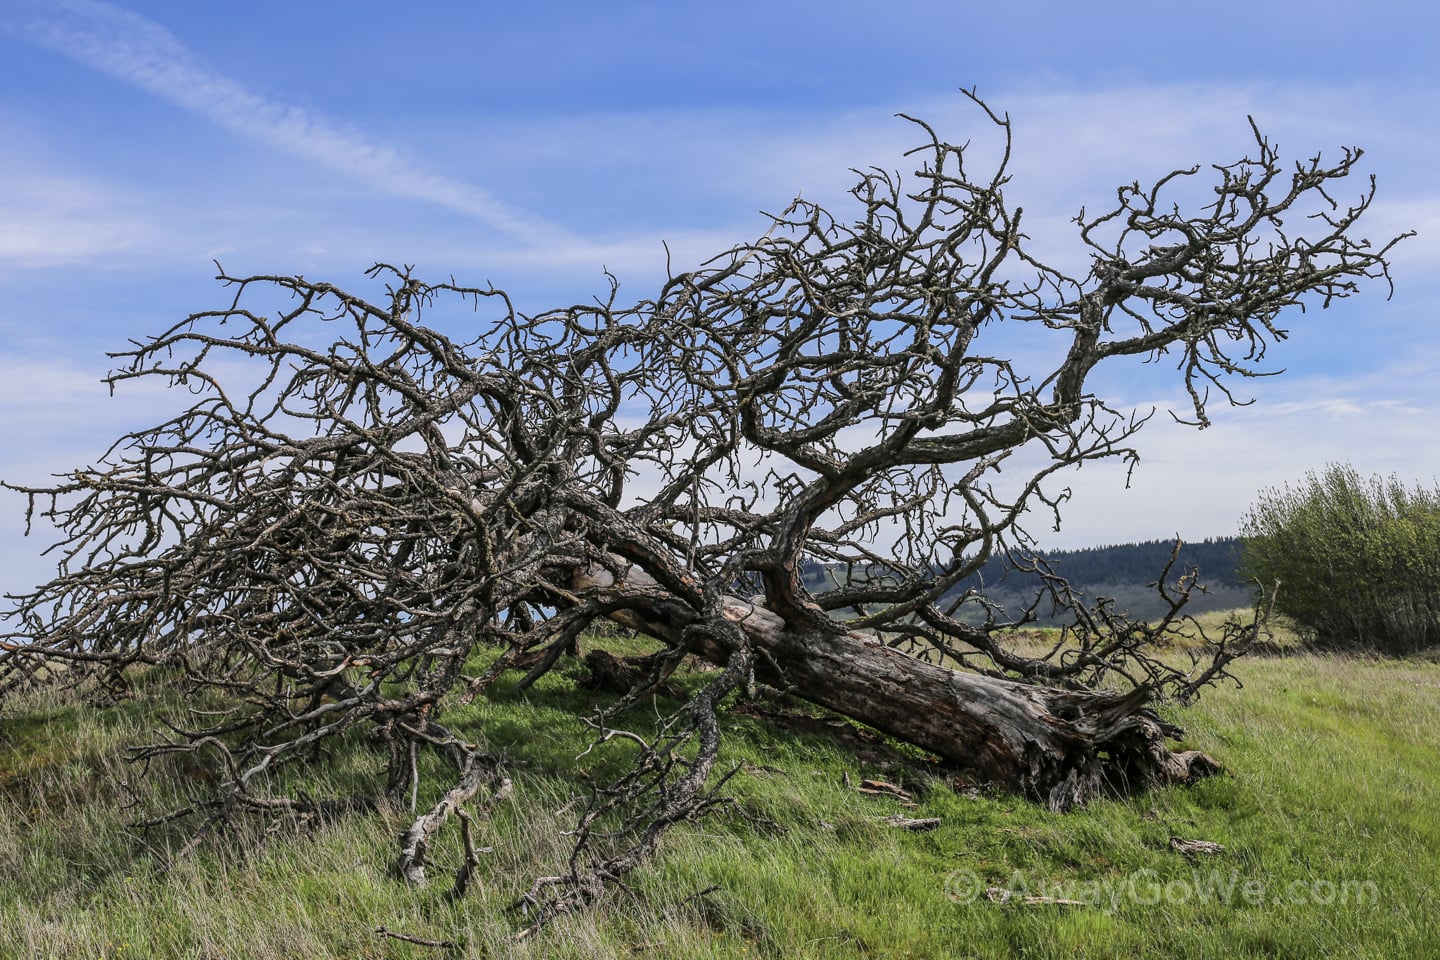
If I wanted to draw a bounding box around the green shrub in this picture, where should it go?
[1239,463,1440,655]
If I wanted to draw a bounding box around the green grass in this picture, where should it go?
[3,633,1439,959]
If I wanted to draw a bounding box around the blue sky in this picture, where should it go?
[2,0,1437,591]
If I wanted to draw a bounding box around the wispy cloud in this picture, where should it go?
[434,80,1428,278]
[0,173,160,267]
[7,0,572,247]
[2,9,1436,561]
[1014,395,1440,549]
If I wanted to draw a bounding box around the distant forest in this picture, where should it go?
[961,536,1245,592]
[953,536,1250,624]
[804,537,1251,625]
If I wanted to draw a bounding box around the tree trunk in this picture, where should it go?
[573,565,1218,811]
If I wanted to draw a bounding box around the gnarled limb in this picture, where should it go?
[398,751,510,886]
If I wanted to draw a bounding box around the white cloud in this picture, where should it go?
[1033,363,1440,549]
[1366,196,1440,270]
[0,355,176,591]
[7,12,1431,290]
[402,80,1432,281]
[0,173,161,267]
[0,354,175,466]
[9,0,572,247]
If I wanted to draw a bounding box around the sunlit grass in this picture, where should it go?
[3,624,1438,958]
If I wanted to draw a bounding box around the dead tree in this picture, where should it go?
[0,95,1407,928]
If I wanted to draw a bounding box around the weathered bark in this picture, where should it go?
[575,563,1217,810]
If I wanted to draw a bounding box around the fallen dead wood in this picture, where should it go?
[879,814,941,831]
[374,926,457,948]
[856,778,916,802]
[1169,836,1225,856]
[985,888,1085,907]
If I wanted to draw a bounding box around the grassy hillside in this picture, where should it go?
[2,636,1438,959]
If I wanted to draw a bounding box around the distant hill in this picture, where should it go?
[945,536,1250,625]
[802,537,1252,626]
[966,536,1245,590]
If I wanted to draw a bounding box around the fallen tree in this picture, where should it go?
[0,94,1405,930]
[575,562,1221,806]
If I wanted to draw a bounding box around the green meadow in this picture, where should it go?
[3,628,1438,959]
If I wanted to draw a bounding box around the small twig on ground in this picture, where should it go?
[374,926,457,948]
[449,806,493,900]
[673,884,721,912]
[985,888,1085,907]
[855,778,918,807]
